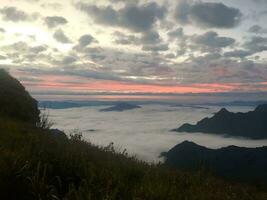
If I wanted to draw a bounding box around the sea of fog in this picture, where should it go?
[48,105,267,162]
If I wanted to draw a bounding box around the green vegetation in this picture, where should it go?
[1,118,267,200]
[0,69,266,199]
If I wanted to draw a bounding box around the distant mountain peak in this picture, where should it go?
[170,141,209,152]
[173,104,267,139]
[218,108,229,113]
[99,102,141,112]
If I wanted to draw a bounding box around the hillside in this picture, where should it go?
[0,69,39,124]
[173,105,267,139]
[0,70,267,200]
[162,141,267,183]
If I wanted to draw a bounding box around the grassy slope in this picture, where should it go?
[0,118,266,200]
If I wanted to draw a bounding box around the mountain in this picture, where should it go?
[173,104,267,139]
[0,69,39,124]
[1,70,267,199]
[162,141,267,183]
[99,102,141,112]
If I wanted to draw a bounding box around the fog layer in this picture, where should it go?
[48,105,267,162]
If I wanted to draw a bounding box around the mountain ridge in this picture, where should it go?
[173,104,267,139]
[163,141,267,183]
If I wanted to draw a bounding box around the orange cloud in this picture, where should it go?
[19,74,267,94]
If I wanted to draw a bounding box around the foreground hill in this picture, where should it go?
[162,141,267,183]
[1,70,267,199]
[0,69,39,124]
[173,105,267,139]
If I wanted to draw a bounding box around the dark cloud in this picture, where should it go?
[175,0,191,24]
[77,2,166,32]
[113,30,163,46]
[0,6,37,22]
[73,34,97,51]
[81,47,107,61]
[189,53,222,66]
[1,42,49,64]
[3,42,47,54]
[244,36,267,53]
[53,29,72,44]
[142,43,169,52]
[165,53,176,59]
[78,34,96,47]
[30,45,47,54]
[44,16,68,28]
[140,30,162,44]
[192,31,235,52]
[224,50,253,58]
[113,32,139,45]
[248,25,267,34]
[0,28,5,32]
[175,1,242,28]
[62,56,77,65]
[168,27,184,39]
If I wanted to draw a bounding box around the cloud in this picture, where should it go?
[76,2,166,32]
[78,34,97,47]
[62,56,77,65]
[224,50,253,58]
[168,27,184,39]
[41,3,63,10]
[175,1,242,28]
[174,0,191,24]
[3,42,47,54]
[0,6,37,22]
[142,43,169,52]
[0,28,5,33]
[44,16,68,28]
[192,31,235,52]
[165,53,176,59]
[140,30,162,44]
[248,25,267,34]
[244,36,267,53]
[53,29,72,43]
[113,32,139,45]
[113,30,163,46]
[1,41,49,64]
[30,45,47,54]
[0,55,6,60]
[112,29,167,52]
[73,34,97,51]
[252,0,267,5]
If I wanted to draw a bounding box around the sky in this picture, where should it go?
[1,0,267,101]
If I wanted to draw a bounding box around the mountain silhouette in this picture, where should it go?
[173,105,267,139]
[162,141,267,182]
[99,102,141,112]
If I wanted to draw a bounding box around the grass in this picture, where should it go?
[0,117,266,200]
